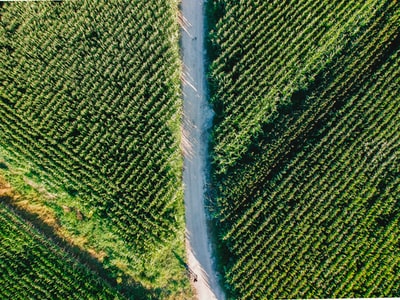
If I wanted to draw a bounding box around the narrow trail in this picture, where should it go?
[180,1,225,299]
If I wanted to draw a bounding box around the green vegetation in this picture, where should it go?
[2,0,399,298]
[1,1,190,298]
[0,202,123,299]
[207,0,400,298]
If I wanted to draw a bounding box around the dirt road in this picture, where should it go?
[180,0,225,299]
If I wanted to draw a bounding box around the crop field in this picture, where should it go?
[1,1,190,298]
[208,0,400,298]
[2,0,400,299]
[0,202,123,299]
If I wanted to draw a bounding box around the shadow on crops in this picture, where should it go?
[0,194,161,300]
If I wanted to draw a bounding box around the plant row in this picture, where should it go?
[1,0,182,252]
[207,0,400,298]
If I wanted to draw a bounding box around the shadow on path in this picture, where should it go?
[173,250,198,283]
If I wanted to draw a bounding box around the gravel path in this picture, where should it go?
[180,0,225,299]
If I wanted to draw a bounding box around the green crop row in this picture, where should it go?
[208,0,392,174]
[1,0,190,298]
[207,0,400,298]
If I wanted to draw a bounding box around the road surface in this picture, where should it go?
[180,0,225,299]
